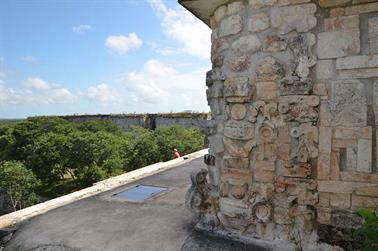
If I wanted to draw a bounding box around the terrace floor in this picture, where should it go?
[3,157,266,251]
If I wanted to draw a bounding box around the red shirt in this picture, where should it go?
[173,151,181,159]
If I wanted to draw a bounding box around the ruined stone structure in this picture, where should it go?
[180,0,378,250]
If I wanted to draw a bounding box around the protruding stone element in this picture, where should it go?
[219,197,250,218]
[225,55,250,72]
[214,5,227,23]
[256,82,278,100]
[252,201,273,223]
[204,154,216,166]
[249,0,276,9]
[185,169,211,214]
[257,122,277,144]
[279,76,312,95]
[256,56,285,81]
[317,30,360,59]
[223,156,249,169]
[278,96,319,123]
[345,1,378,15]
[319,0,351,7]
[278,0,310,6]
[326,80,367,127]
[224,121,255,140]
[219,15,242,37]
[230,104,247,121]
[231,35,262,53]
[248,13,270,32]
[224,77,254,103]
[270,4,317,34]
[369,17,378,54]
[209,135,224,154]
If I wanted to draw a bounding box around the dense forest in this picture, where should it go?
[0,117,204,212]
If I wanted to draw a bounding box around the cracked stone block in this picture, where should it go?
[317,30,360,59]
[219,15,242,37]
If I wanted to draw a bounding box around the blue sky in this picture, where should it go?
[0,0,211,118]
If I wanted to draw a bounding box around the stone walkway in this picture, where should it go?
[3,157,267,251]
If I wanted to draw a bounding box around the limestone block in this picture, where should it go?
[227,1,244,15]
[230,183,249,200]
[317,30,360,59]
[277,161,312,178]
[278,0,310,6]
[345,2,378,15]
[219,197,251,218]
[319,0,351,7]
[316,60,335,80]
[279,76,312,95]
[249,0,276,9]
[224,77,254,103]
[209,135,224,153]
[330,193,351,209]
[225,55,250,72]
[374,82,378,124]
[256,222,275,241]
[319,192,330,207]
[230,104,247,121]
[255,160,275,171]
[224,121,254,140]
[313,82,328,97]
[330,151,340,180]
[319,127,332,154]
[317,207,331,225]
[340,171,378,183]
[231,35,262,53]
[256,82,278,101]
[219,15,242,37]
[214,5,227,23]
[357,139,372,173]
[211,38,229,56]
[248,13,270,32]
[352,195,378,209]
[369,17,378,54]
[324,15,359,32]
[206,84,223,99]
[256,56,285,81]
[223,156,250,169]
[334,127,372,140]
[207,165,220,186]
[270,4,317,34]
[254,168,275,182]
[277,143,290,160]
[336,55,378,70]
[263,35,287,52]
[223,138,254,158]
[318,153,331,180]
[325,80,367,126]
[331,210,362,229]
[338,68,378,79]
[355,184,378,197]
[278,96,319,123]
[329,7,346,17]
[274,207,291,225]
[318,180,378,195]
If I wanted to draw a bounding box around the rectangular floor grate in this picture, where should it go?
[113,184,168,202]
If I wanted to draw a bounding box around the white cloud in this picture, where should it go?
[72,24,92,33]
[24,77,50,90]
[105,33,142,55]
[21,56,37,62]
[87,83,120,103]
[148,0,211,59]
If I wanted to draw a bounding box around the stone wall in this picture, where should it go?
[180,0,378,250]
[61,113,209,132]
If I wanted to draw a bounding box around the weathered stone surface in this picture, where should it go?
[330,151,340,180]
[256,82,278,100]
[219,15,242,37]
[278,0,310,6]
[270,4,317,34]
[319,127,332,154]
[221,168,252,186]
[225,55,250,72]
[338,68,378,79]
[231,35,262,54]
[214,5,227,23]
[207,164,221,186]
[319,192,330,207]
[219,197,250,218]
[331,210,362,229]
[345,2,378,15]
[356,139,372,173]
[255,160,275,171]
[330,193,350,209]
[318,180,378,195]
[329,7,346,17]
[317,30,360,59]
[318,153,331,180]
[223,138,254,158]
[336,55,378,70]
[249,0,276,9]
[209,135,224,154]
[248,13,270,32]
[224,121,254,140]
[254,168,275,182]
[355,184,378,197]
[256,56,285,81]
[227,1,244,15]
[263,35,287,52]
[279,96,319,123]
[324,15,359,32]
[313,82,328,97]
[279,76,312,95]
[317,207,331,225]
[316,60,335,80]
[369,17,378,54]
[352,195,378,209]
[319,0,351,7]
[325,80,367,127]
[277,161,312,178]
[374,82,378,125]
[230,104,247,121]
[223,156,249,169]
[224,77,254,103]
[211,38,229,56]
[333,127,372,140]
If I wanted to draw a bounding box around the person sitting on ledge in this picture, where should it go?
[172,148,181,159]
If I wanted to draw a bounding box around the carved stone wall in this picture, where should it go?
[181,0,378,250]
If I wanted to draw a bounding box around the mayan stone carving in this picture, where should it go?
[180,0,378,250]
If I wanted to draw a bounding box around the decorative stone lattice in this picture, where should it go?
[180,0,378,250]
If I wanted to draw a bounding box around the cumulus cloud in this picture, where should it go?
[0,77,76,106]
[105,33,142,55]
[24,77,50,90]
[148,0,211,59]
[72,24,92,33]
[87,83,121,103]
[21,56,37,62]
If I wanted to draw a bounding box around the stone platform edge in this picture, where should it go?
[0,149,208,229]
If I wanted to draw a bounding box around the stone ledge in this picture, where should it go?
[0,149,208,229]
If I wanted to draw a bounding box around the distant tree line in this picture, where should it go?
[0,117,204,211]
